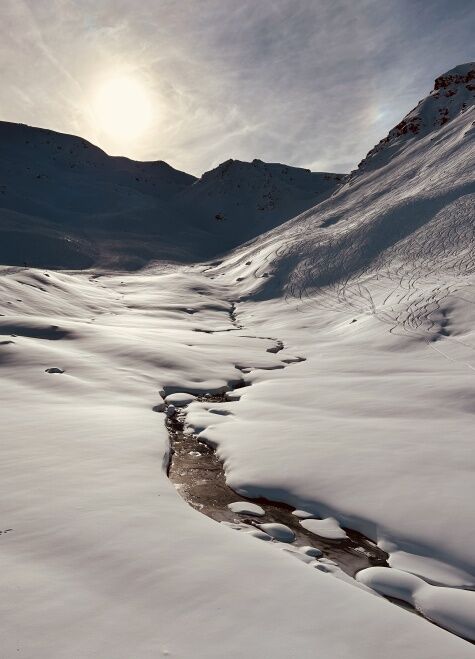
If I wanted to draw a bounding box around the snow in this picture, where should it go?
[357,567,475,641]
[300,517,348,540]
[6,271,468,658]
[165,391,196,407]
[354,63,475,176]
[291,509,315,519]
[227,501,265,516]
[381,541,475,588]
[0,63,474,656]
[258,523,296,543]
[4,272,467,659]
[280,546,317,564]
[246,529,272,541]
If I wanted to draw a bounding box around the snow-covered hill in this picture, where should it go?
[175,158,343,253]
[0,122,343,269]
[0,64,474,657]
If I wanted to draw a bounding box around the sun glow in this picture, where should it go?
[92,75,152,142]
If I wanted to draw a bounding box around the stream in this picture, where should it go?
[163,296,472,644]
[166,390,389,578]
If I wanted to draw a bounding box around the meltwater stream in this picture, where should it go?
[166,391,388,578]
[165,390,475,644]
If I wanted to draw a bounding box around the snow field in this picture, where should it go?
[1,267,473,657]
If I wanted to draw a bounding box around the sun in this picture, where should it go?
[92,75,152,142]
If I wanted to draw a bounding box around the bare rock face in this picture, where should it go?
[434,67,475,91]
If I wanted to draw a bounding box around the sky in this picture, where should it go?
[0,0,473,176]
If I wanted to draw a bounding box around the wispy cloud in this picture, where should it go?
[0,0,473,174]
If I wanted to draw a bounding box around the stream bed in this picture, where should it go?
[166,392,389,578]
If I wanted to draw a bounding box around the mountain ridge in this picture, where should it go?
[212,64,474,339]
[0,62,473,271]
[0,121,343,269]
[353,61,475,177]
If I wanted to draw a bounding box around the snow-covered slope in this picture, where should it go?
[0,122,343,269]
[193,63,475,634]
[222,62,475,311]
[355,62,475,176]
[175,158,343,251]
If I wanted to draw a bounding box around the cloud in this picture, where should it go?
[0,0,473,175]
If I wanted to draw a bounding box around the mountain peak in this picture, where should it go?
[433,62,475,91]
[354,62,474,175]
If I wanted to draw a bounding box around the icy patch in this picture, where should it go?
[356,567,475,641]
[228,501,265,517]
[165,392,197,407]
[259,522,295,543]
[300,517,348,540]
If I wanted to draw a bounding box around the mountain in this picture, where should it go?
[222,62,475,321]
[175,158,344,252]
[353,62,475,176]
[0,122,343,269]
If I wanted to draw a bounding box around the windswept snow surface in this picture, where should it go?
[1,64,475,655]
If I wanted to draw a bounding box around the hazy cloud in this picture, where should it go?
[0,0,473,174]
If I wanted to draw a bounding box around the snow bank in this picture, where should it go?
[228,501,265,516]
[165,392,197,407]
[357,567,475,641]
[300,517,348,540]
